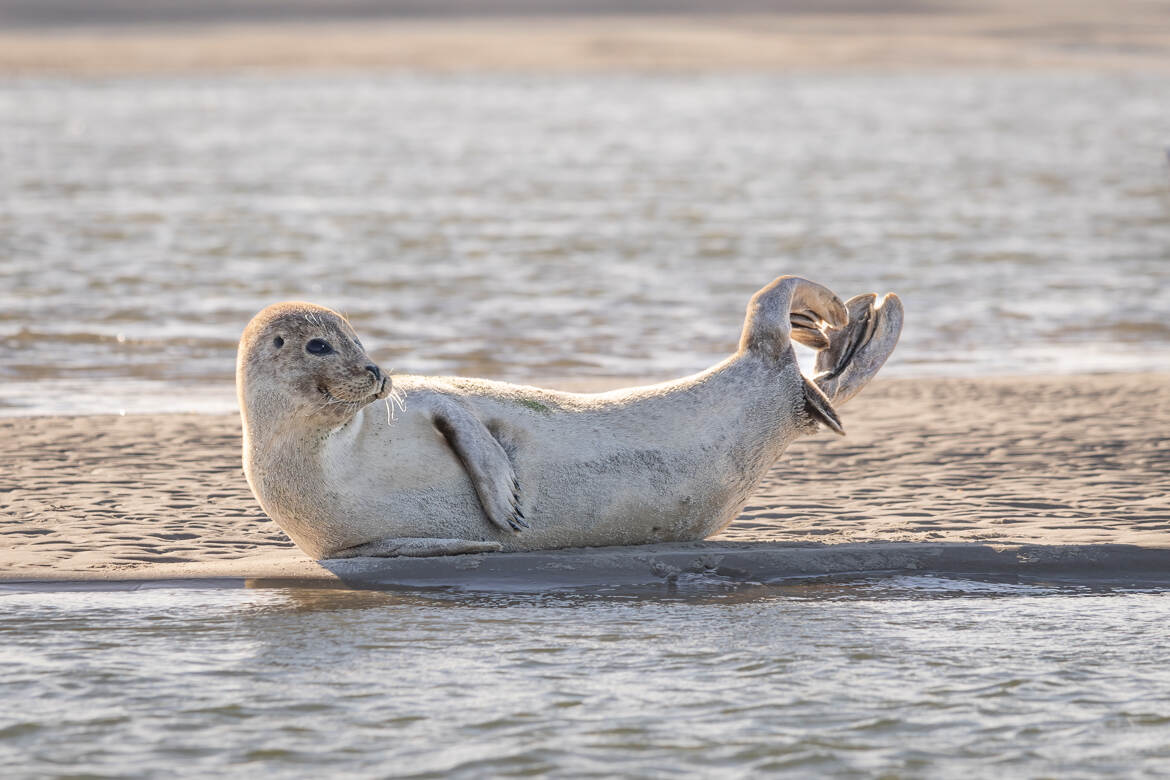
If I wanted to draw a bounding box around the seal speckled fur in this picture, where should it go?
[237,276,902,559]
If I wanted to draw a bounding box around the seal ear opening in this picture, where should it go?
[802,375,845,436]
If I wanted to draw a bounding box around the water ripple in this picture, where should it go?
[2,72,1169,414]
[2,582,1169,776]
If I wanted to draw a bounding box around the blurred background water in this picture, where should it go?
[2,71,1169,415]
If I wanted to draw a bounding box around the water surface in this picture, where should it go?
[2,577,1169,777]
[2,72,1169,414]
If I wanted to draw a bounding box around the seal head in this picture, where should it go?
[236,302,391,436]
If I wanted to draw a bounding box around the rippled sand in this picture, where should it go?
[2,373,1167,582]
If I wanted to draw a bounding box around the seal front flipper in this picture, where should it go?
[431,401,528,533]
[327,537,503,559]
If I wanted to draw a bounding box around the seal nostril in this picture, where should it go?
[365,364,381,381]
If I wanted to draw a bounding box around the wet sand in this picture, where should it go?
[3,373,1168,586]
[2,0,1170,74]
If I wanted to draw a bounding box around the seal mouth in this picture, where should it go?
[317,384,362,406]
[315,376,391,408]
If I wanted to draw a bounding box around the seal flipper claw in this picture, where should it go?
[432,402,527,534]
[790,309,833,350]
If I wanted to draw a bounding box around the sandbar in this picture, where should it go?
[3,373,1168,589]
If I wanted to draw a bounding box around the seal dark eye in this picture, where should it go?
[273,336,284,348]
[305,339,333,355]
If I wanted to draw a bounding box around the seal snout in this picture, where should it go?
[353,360,389,399]
[366,365,391,400]
[375,375,391,399]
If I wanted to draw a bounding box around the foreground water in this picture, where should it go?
[2,71,1169,414]
[2,576,1169,777]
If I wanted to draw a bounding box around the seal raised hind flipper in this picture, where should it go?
[237,276,902,559]
[814,292,904,406]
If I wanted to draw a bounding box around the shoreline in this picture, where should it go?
[5,542,1170,592]
[4,372,1169,588]
[3,2,1170,76]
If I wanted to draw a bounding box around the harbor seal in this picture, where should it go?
[237,276,902,559]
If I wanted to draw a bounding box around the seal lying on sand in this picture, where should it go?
[237,277,902,559]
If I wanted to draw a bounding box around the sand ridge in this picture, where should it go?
[730,373,1170,548]
[2,373,1168,581]
[2,0,1170,74]
[0,414,291,573]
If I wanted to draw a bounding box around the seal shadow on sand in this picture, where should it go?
[292,540,1170,595]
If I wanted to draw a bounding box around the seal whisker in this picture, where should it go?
[390,387,408,413]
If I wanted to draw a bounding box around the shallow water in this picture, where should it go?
[2,71,1169,414]
[3,576,1170,777]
